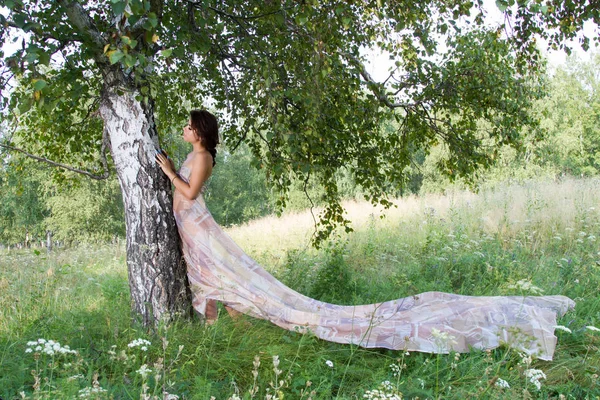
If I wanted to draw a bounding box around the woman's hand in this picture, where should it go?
[155,151,176,180]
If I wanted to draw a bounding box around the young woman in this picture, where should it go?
[157,110,574,360]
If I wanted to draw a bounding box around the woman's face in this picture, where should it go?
[183,120,199,144]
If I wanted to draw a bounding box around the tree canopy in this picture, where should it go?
[1,0,598,243]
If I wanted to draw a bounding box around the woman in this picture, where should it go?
[157,110,574,360]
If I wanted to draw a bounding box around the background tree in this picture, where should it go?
[0,0,597,325]
[0,155,48,246]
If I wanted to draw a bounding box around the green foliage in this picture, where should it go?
[204,145,274,226]
[0,157,48,244]
[2,0,596,244]
[536,54,600,177]
[0,153,124,246]
[309,242,353,304]
[44,177,125,244]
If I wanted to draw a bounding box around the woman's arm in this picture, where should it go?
[156,152,213,200]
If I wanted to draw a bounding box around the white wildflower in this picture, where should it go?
[67,374,85,381]
[27,339,77,356]
[325,360,334,368]
[78,386,108,398]
[525,369,546,390]
[163,392,179,400]
[431,328,458,350]
[137,364,152,378]
[363,380,402,400]
[495,378,510,389]
[586,326,600,332]
[128,338,151,349]
[554,325,572,333]
[507,279,544,295]
[520,353,532,367]
[588,235,597,242]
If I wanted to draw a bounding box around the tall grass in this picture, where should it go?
[1,178,599,399]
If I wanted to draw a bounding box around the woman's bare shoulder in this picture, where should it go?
[191,151,213,168]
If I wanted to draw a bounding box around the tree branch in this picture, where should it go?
[56,0,106,50]
[343,53,420,109]
[0,143,110,180]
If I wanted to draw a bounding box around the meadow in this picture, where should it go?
[1,177,599,399]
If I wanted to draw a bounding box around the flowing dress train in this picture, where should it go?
[173,154,575,360]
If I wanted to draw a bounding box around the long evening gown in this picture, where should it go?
[173,154,575,360]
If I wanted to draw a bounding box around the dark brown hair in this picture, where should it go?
[190,109,219,166]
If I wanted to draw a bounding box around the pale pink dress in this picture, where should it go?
[173,154,575,360]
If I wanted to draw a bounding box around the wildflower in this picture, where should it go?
[588,235,597,242]
[78,386,108,398]
[519,353,532,367]
[25,339,77,356]
[495,378,510,389]
[525,369,546,390]
[554,325,572,333]
[137,364,152,378]
[431,328,458,350]
[128,338,151,349]
[507,279,544,295]
[390,364,401,377]
[67,374,85,381]
[363,380,402,400]
[586,326,600,332]
[163,392,179,400]
[325,360,334,368]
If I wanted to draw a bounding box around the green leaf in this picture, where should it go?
[148,12,158,27]
[13,13,26,28]
[33,79,47,91]
[18,98,32,114]
[108,50,125,64]
[495,0,508,12]
[112,1,127,16]
[38,51,50,66]
[160,49,172,58]
[123,54,136,67]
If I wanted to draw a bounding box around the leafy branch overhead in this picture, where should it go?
[1,0,597,244]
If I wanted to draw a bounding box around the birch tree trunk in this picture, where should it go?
[99,87,191,326]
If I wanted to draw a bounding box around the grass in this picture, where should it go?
[1,177,599,399]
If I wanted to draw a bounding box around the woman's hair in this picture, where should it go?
[190,109,219,166]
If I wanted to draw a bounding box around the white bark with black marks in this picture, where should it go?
[100,89,191,326]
